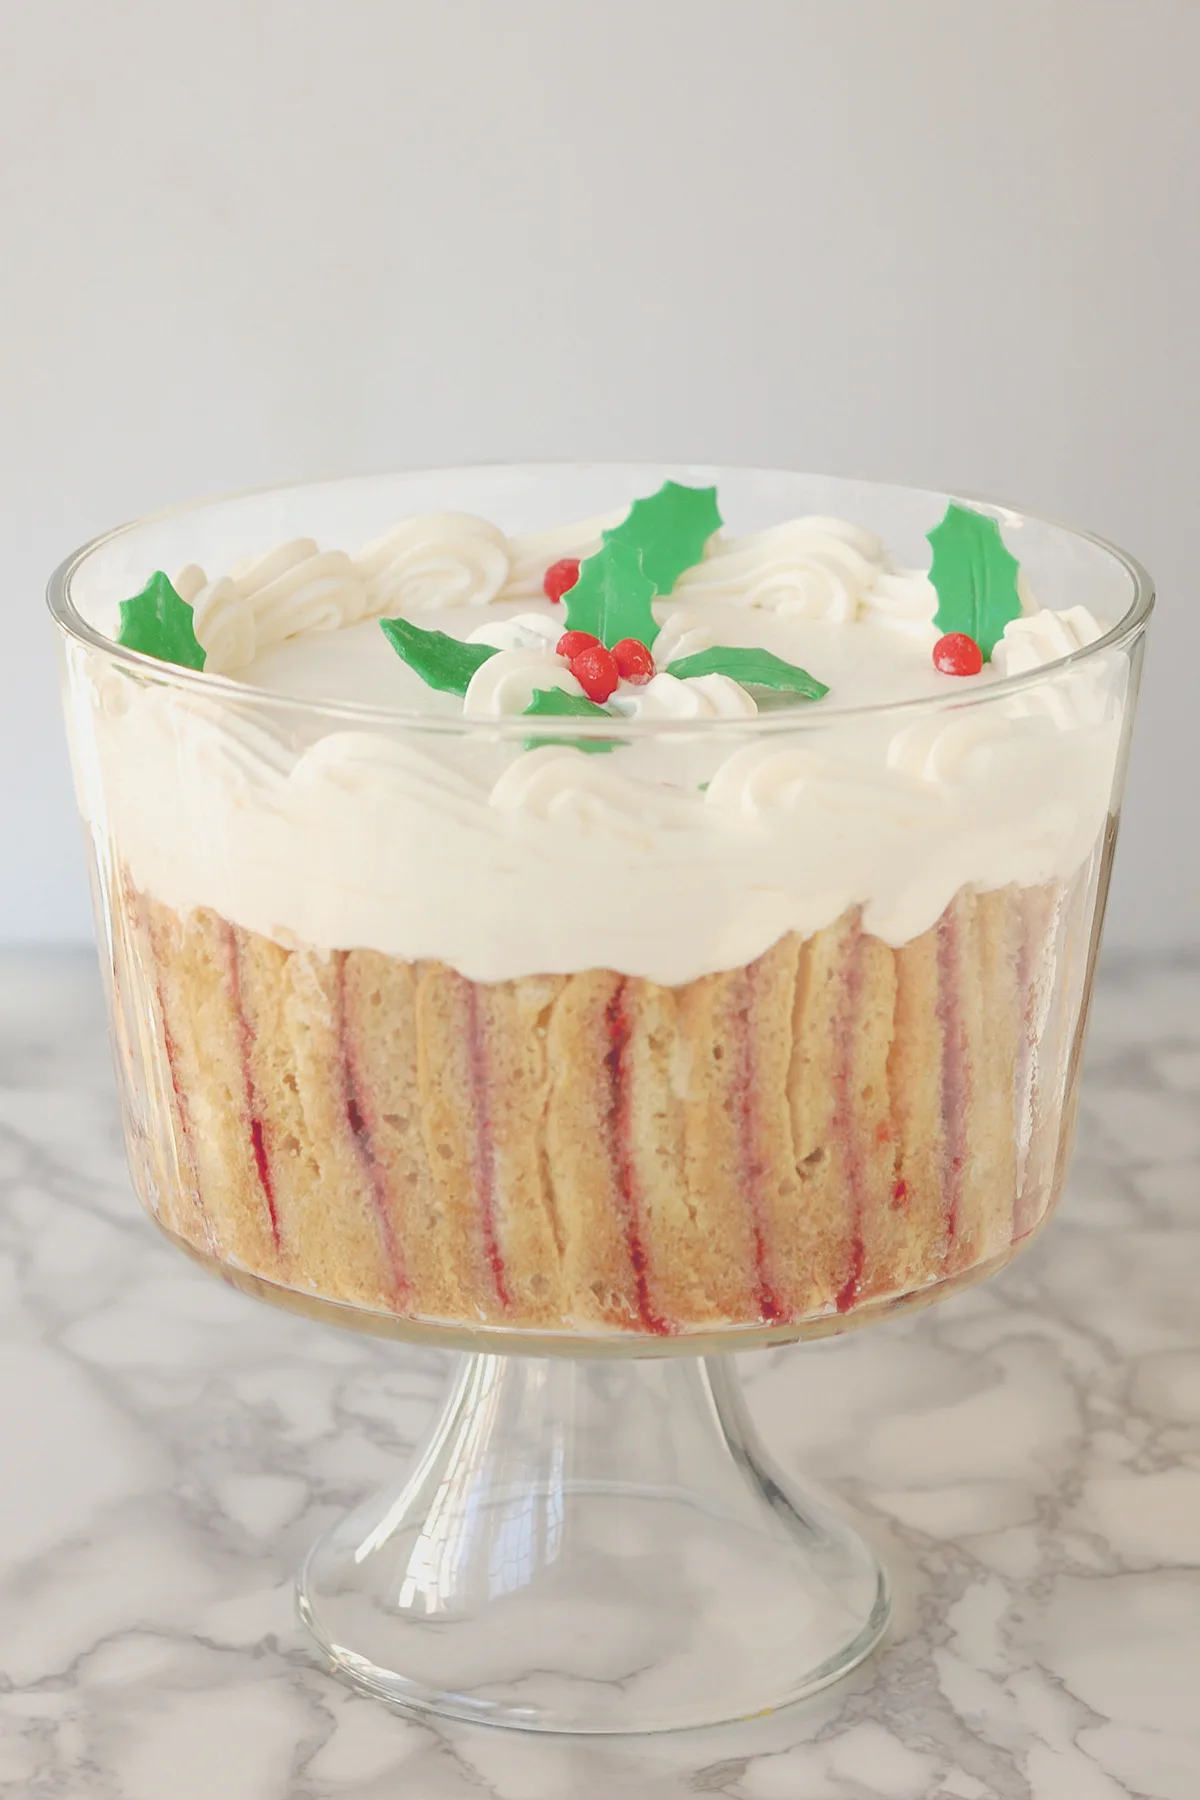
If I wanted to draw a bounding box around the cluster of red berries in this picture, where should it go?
[543,557,656,702]
[556,630,654,702]
[932,631,983,676]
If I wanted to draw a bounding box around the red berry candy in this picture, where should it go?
[543,557,581,603]
[556,629,599,661]
[932,632,983,676]
[612,637,655,685]
[570,642,620,704]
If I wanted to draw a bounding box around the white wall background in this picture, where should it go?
[3,0,1197,949]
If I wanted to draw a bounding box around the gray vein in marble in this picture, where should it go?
[0,949,1198,1799]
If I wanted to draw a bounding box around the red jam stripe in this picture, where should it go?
[834,1239,865,1316]
[831,923,867,1314]
[335,955,408,1302]
[730,963,785,1324]
[935,904,971,1252]
[603,982,670,1335]
[464,981,510,1310]
[249,1121,275,1225]
[152,977,210,1241]
[223,925,281,1250]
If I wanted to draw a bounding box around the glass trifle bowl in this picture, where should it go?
[50,464,1151,1733]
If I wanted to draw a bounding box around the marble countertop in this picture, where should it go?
[1,949,1198,1799]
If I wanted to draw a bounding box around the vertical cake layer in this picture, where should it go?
[114,871,1091,1335]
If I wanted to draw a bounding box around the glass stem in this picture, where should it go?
[298,1349,889,1732]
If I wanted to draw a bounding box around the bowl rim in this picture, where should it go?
[45,460,1155,740]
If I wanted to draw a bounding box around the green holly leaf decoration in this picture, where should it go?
[562,481,723,650]
[522,687,611,722]
[666,645,829,701]
[603,480,722,596]
[562,539,660,649]
[521,685,620,754]
[115,571,206,670]
[927,502,1023,660]
[379,616,498,695]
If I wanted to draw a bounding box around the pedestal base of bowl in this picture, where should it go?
[296,1351,889,1734]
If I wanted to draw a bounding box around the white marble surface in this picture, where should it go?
[1,950,1198,1799]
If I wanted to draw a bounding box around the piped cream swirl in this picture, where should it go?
[672,517,936,631]
[355,513,511,612]
[177,540,370,674]
[463,650,583,718]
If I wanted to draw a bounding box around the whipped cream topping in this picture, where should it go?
[176,542,371,675]
[76,506,1128,985]
[673,517,935,630]
[465,612,563,654]
[357,513,510,612]
[610,671,759,720]
[992,604,1103,676]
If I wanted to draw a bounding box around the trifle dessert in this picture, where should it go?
[55,468,1143,1340]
